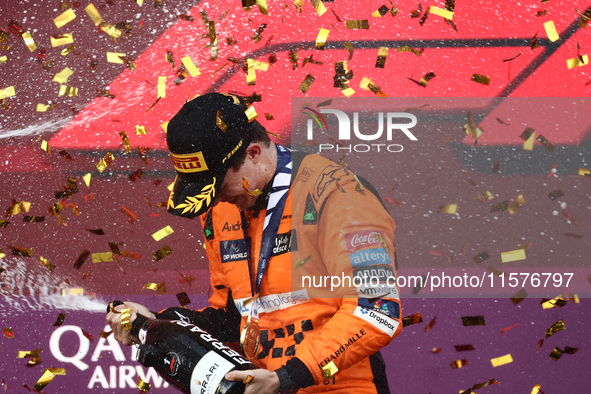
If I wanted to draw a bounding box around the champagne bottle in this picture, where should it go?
[110,302,257,394]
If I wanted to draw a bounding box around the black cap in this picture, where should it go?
[166,93,259,218]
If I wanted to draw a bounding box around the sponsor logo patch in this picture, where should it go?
[353,307,400,337]
[358,296,400,320]
[234,289,310,316]
[170,151,208,173]
[299,167,314,183]
[303,193,318,225]
[271,231,292,257]
[220,239,248,263]
[344,230,386,252]
[349,247,390,268]
[222,220,241,232]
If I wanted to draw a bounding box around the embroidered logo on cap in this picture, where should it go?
[170,151,209,173]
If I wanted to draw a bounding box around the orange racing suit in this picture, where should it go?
[155,152,402,393]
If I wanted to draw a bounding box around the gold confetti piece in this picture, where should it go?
[39,256,55,272]
[157,76,166,98]
[62,289,84,297]
[431,347,441,353]
[544,20,559,42]
[531,383,542,394]
[429,6,454,20]
[542,296,566,309]
[22,32,37,52]
[3,328,15,338]
[295,255,312,269]
[12,247,33,257]
[397,46,421,56]
[245,105,258,122]
[137,376,152,392]
[61,44,76,56]
[215,110,228,132]
[152,225,174,241]
[85,4,102,26]
[36,103,57,112]
[346,20,370,29]
[92,252,113,263]
[490,354,513,367]
[142,283,158,291]
[0,56,7,64]
[567,54,589,69]
[119,131,131,153]
[53,313,66,326]
[501,249,526,263]
[450,359,469,369]
[51,33,74,47]
[510,289,528,305]
[250,23,267,43]
[375,47,388,68]
[310,0,326,16]
[359,77,388,97]
[548,190,564,200]
[120,308,132,330]
[523,128,535,151]
[96,152,115,173]
[372,5,390,17]
[0,86,15,99]
[35,370,57,391]
[490,200,508,212]
[545,320,565,339]
[537,135,555,152]
[180,56,200,77]
[471,73,490,85]
[242,178,263,197]
[402,313,423,327]
[106,52,126,64]
[73,250,90,269]
[153,246,172,261]
[100,22,122,40]
[177,291,191,306]
[439,204,457,214]
[82,173,91,188]
[462,316,485,326]
[252,0,268,14]
[508,195,525,215]
[135,125,147,135]
[424,315,436,332]
[53,67,73,84]
[59,85,78,97]
[55,9,76,28]
[472,379,499,390]
[0,248,5,256]
[549,347,563,361]
[499,323,520,333]
[322,361,338,380]
[315,28,330,50]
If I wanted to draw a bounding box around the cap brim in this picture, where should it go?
[167,172,224,218]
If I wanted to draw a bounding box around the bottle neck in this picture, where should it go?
[131,313,152,344]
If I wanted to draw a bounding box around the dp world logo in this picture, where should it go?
[303,108,418,153]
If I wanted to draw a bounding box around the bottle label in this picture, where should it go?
[190,351,235,394]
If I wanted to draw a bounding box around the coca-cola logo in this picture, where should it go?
[345,230,385,252]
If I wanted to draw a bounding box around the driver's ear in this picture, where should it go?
[245,143,262,163]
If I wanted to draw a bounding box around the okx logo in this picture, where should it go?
[304,108,417,153]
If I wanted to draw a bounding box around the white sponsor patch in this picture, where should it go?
[356,283,399,299]
[353,307,400,337]
[234,289,310,317]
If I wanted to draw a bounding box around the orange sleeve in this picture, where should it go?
[294,178,402,385]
